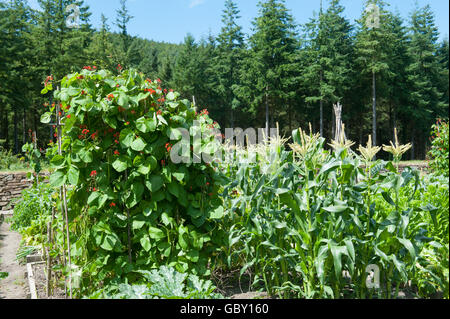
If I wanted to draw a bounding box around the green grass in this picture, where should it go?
[0,167,50,173]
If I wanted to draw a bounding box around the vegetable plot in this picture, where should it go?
[32,67,448,299]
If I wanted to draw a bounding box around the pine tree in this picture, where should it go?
[87,14,115,71]
[384,11,409,143]
[242,0,298,136]
[34,0,92,79]
[0,0,33,152]
[354,0,392,148]
[302,0,353,138]
[172,34,203,103]
[436,39,449,110]
[405,4,446,158]
[115,0,133,66]
[215,0,245,127]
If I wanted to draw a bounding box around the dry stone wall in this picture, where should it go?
[0,173,33,211]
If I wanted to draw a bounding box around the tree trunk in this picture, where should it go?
[4,109,9,149]
[372,71,377,147]
[320,71,324,137]
[230,105,234,128]
[359,122,363,146]
[288,103,292,134]
[331,106,335,141]
[410,129,415,161]
[333,103,343,141]
[265,86,269,139]
[389,101,393,143]
[33,106,38,144]
[14,109,18,154]
[0,106,3,142]
[23,108,26,145]
[393,105,397,143]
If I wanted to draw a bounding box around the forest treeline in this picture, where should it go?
[0,0,448,160]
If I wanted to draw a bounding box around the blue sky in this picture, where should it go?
[28,0,449,43]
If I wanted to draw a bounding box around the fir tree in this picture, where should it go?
[354,0,392,148]
[303,0,353,138]
[215,0,245,127]
[115,0,133,66]
[405,4,445,158]
[243,0,298,136]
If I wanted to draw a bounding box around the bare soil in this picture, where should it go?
[32,262,66,299]
[0,220,28,299]
[212,268,271,299]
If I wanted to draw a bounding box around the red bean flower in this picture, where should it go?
[90,170,97,177]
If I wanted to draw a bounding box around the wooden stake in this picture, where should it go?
[125,169,132,264]
[56,98,72,299]
[46,222,52,297]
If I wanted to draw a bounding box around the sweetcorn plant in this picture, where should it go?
[219,127,425,299]
[381,174,449,298]
[428,119,449,177]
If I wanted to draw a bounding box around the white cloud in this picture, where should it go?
[189,0,206,8]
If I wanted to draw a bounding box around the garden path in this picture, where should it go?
[0,215,28,299]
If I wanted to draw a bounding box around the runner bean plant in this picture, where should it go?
[40,67,226,296]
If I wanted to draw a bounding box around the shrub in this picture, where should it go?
[41,68,225,294]
[0,147,27,171]
[428,119,449,177]
[11,182,55,232]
